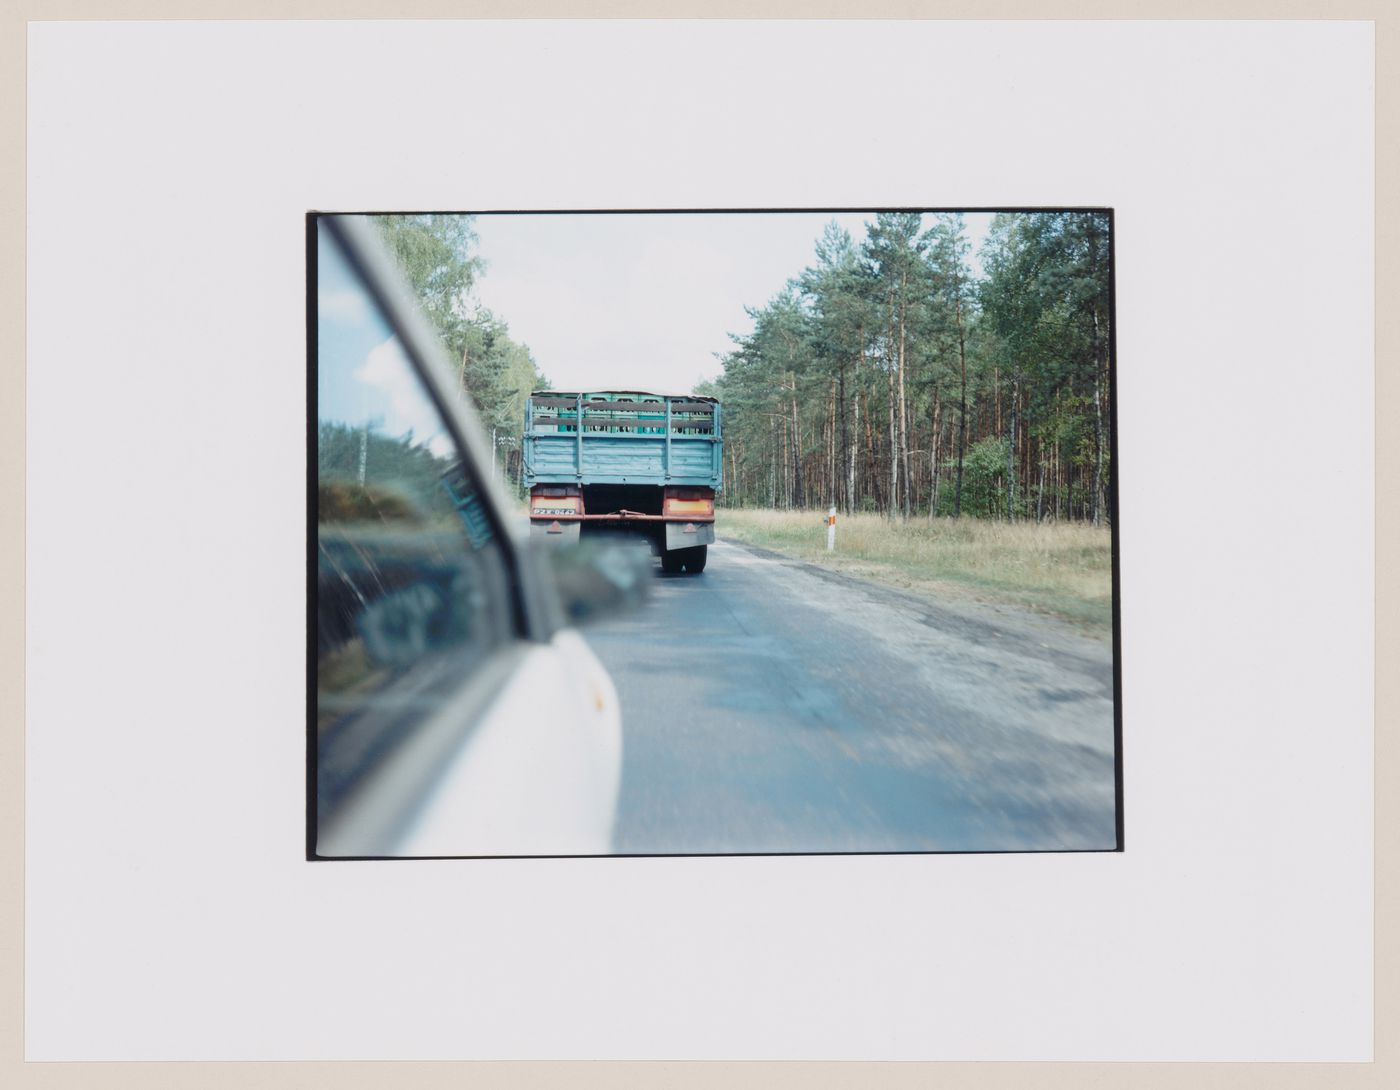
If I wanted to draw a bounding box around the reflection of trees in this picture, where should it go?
[317,417,499,680]
[317,418,507,699]
[318,421,454,522]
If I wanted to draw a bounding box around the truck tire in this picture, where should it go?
[661,550,684,574]
[681,545,707,573]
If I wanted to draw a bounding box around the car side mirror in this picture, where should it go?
[533,538,653,626]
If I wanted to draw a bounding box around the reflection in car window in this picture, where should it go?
[315,222,514,824]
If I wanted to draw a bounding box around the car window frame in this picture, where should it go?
[307,213,563,859]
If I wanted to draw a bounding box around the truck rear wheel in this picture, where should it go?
[661,551,684,574]
[680,545,707,573]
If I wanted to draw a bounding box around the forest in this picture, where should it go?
[703,211,1113,524]
[366,211,1113,525]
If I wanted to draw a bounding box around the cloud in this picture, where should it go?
[354,335,456,457]
[318,287,371,325]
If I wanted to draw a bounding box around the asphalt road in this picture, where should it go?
[583,537,1118,855]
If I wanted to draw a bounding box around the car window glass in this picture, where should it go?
[315,222,515,820]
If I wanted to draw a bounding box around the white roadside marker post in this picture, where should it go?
[827,506,837,551]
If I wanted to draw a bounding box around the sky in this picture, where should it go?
[317,225,455,457]
[471,211,993,396]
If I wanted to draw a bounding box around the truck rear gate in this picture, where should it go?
[525,393,721,486]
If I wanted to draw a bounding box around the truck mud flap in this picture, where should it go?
[530,520,581,544]
[664,521,716,551]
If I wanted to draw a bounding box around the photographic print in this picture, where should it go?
[312,209,1119,858]
[25,13,1377,1066]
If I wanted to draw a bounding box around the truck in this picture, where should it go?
[523,390,721,574]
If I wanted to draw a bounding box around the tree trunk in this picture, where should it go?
[829,377,837,507]
[772,428,778,509]
[1092,370,1104,526]
[864,392,878,513]
[790,378,804,509]
[1089,224,1108,527]
[953,296,968,518]
[850,380,861,512]
[839,361,850,514]
[886,291,897,518]
[929,387,941,521]
[1006,379,1018,521]
[899,273,913,520]
[790,416,796,509]
[993,366,1000,439]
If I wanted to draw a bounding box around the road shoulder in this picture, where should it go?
[717,535,1113,666]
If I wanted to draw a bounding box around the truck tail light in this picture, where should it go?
[663,488,715,517]
[531,486,581,517]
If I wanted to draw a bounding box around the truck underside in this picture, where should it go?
[529,484,715,573]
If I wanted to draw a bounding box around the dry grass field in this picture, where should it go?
[717,507,1114,638]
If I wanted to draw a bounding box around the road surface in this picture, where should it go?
[583,537,1118,854]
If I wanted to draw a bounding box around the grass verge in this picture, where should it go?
[717,507,1113,639]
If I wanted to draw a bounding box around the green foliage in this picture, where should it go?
[960,436,1010,518]
[801,221,867,364]
[921,213,972,386]
[710,211,1112,523]
[692,377,722,400]
[373,215,549,483]
[979,211,1110,421]
[375,214,483,341]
